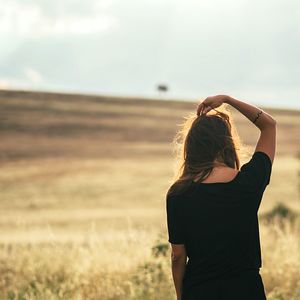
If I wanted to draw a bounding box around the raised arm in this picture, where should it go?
[197,95,277,163]
[225,96,276,163]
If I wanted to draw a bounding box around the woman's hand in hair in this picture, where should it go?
[197,95,229,116]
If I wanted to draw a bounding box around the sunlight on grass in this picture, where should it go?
[1,92,300,299]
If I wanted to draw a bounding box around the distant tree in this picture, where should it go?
[156,83,169,96]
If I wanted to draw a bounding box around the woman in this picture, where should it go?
[166,95,276,300]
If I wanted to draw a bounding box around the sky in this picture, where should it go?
[0,0,300,108]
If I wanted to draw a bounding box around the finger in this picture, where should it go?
[202,105,212,115]
[197,103,204,116]
[200,106,205,115]
[200,107,205,116]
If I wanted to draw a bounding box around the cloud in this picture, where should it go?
[0,0,118,37]
[24,67,42,84]
[0,79,11,89]
[0,66,43,89]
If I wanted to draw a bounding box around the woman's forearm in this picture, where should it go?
[171,258,186,300]
[225,96,276,131]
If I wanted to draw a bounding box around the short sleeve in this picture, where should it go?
[166,195,185,244]
[239,151,272,190]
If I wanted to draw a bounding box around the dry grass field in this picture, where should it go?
[0,90,300,299]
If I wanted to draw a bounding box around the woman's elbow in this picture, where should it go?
[171,252,187,263]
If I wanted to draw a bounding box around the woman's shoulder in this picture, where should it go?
[242,151,272,167]
[166,180,195,199]
[237,151,273,188]
[240,151,272,174]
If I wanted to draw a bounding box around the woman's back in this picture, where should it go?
[167,151,272,290]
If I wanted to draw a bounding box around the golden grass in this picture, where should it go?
[0,90,300,299]
[260,220,300,300]
[0,220,299,299]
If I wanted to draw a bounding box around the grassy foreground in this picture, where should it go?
[0,90,300,299]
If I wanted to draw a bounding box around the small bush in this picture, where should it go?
[151,243,169,258]
[261,202,297,224]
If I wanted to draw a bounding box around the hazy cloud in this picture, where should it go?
[0,0,118,36]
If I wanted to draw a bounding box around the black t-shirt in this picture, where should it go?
[166,151,272,289]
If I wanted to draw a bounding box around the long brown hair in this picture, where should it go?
[167,106,242,197]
